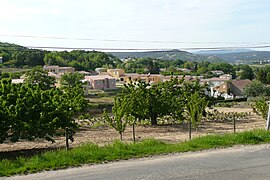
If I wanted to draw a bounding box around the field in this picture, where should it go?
[0,68,30,73]
[0,106,265,154]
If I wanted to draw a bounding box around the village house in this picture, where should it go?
[95,68,107,74]
[47,72,61,87]
[11,79,24,84]
[219,74,232,79]
[43,65,75,74]
[78,70,92,76]
[213,79,252,99]
[107,69,125,80]
[178,68,191,73]
[123,73,164,84]
[84,75,116,90]
[200,74,232,87]
[211,70,224,76]
[163,75,203,82]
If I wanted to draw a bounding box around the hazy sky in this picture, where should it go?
[0,0,270,51]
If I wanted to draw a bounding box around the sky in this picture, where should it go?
[0,0,270,51]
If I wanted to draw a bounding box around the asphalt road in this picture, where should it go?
[3,144,270,180]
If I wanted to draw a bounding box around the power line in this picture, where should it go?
[1,44,270,52]
[1,34,270,45]
[1,46,270,52]
[23,45,270,51]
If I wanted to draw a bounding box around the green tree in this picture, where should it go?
[146,59,160,74]
[243,80,270,97]
[256,66,270,84]
[239,65,254,80]
[185,92,208,139]
[24,66,55,90]
[254,97,268,120]
[167,65,177,73]
[0,95,10,142]
[44,52,68,66]
[172,59,184,67]
[208,62,236,78]
[196,67,208,75]
[120,77,186,126]
[60,72,84,89]
[0,79,86,143]
[12,50,45,67]
[183,61,194,70]
[111,76,209,130]
[103,97,128,140]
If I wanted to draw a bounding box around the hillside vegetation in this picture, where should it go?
[198,50,270,63]
[109,49,223,62]
[0,42,119,70]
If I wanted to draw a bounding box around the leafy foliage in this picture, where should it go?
[13,50,46,67]
[206,110,248,122]
[238,64,254,80]
[185,92,208,139]
[256,66,270,84]
[103,97,128,140]
[0,79,86,143]
[208,62,236,78]
[119,77,187,125]
[1,42,245,79]
[253,97,269,120]
[243,80,270,97]
[111,77,209,130]
[24,66,55,90]
[110,49,223,62]
[0,42,119,71]
[60,72,84,89]
[215,51,270,63]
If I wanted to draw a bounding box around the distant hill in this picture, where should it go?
[109,49,223,62]
[214,51,270,63]
[193,49,254,55]
[0,42,27,52]
[194,50,270,63]
[0,42,118,70]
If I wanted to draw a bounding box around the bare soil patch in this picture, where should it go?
[0,107,265,154]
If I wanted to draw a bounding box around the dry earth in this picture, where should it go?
[0,107,265,153]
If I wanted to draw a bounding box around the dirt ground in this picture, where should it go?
[0,107,265,153]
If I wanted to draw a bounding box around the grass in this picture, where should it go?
[1,129,270,176]
[0,67,30,73]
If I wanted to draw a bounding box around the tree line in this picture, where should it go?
[104,77,210,140]
[0,42,249,79]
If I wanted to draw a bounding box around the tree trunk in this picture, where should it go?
[65,127,69,150]
[189,120,192,140]
[150,115,158,125]
[132,123,136,143]
[120,132,123,141]
[266,104,270,131]
[233,115,236,133]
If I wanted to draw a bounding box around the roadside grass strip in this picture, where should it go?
[1,129,270,176]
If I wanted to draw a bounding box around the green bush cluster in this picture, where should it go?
[0,79,86,143]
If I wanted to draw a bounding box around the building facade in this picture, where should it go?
[84,75,116,90]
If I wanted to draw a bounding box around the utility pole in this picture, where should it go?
[266,102,270,131]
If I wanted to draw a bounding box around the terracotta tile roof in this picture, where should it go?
[231,79,252,90]
[43,65,59,69]
[84,75,115,80]
[200,77,230,82]
[59,67,74,70]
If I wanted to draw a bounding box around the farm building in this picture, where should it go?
[84,75,116,90]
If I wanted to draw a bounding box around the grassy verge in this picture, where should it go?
[1,129,270,176]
